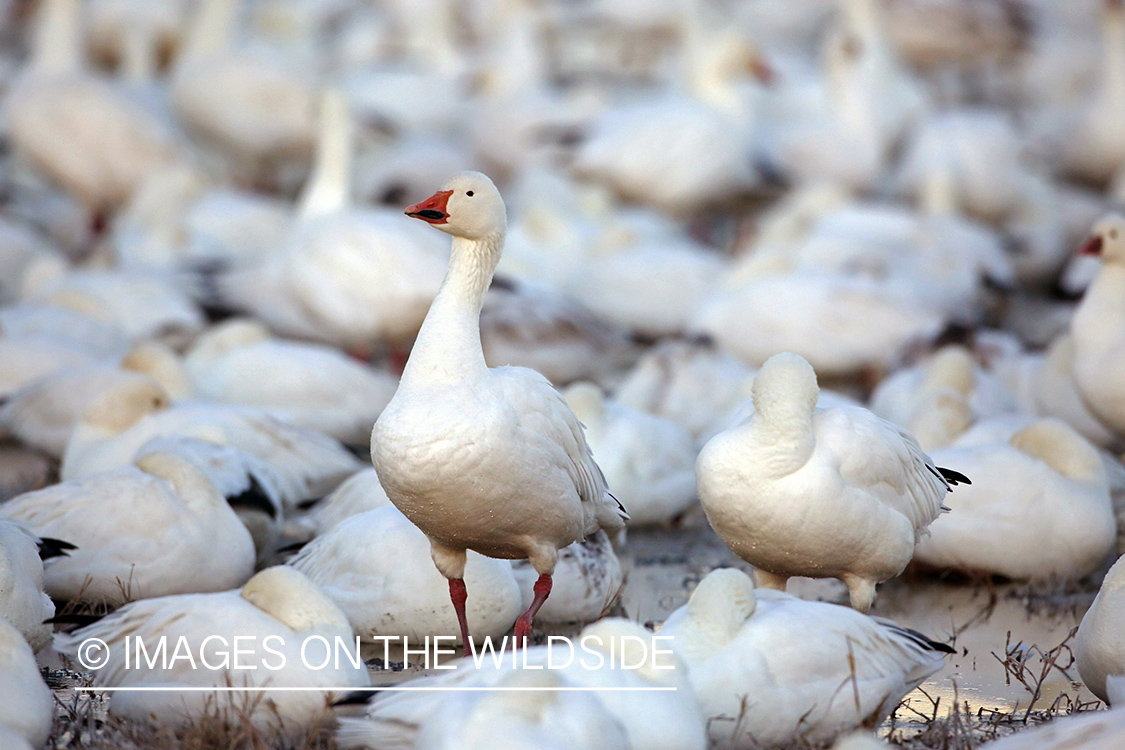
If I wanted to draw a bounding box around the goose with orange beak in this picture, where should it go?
[371,172,627,655]
[1071,213,1125,437]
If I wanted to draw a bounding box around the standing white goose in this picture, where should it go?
[696,352,967,611]
[371,172,627,653]
[1072,214,1125,437]
[1076,554,1125,704]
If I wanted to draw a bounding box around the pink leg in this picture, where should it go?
[449,578,472,658]
[512,574,552,652]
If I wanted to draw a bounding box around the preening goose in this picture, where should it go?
[371,171,627,654]
[696,352,966,611]
[659,568,951,749]
[54,566,370,733]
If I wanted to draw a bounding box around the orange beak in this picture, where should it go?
[405,190,453,224]
[1079,235,1104,256]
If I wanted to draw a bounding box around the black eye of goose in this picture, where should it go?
[466,191,473,197]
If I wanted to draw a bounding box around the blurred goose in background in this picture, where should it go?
[697,353,965,611]
[614,338,758,442]
[0,329,98,398]
[0,618,52,750]
[337,618,707,750]
[0,217,67,305]
[870,346,1016,429]
[170,0,316,187]
[564,382,697,525]
[660,568,950,750]
[55,566,370,732]
[86,0,188,76]
[5,0,182,216]
[61,377,361,511]
[185,318,398,444]
[0,343,191,458]
[222,90,448,352]
[2,451,255,603]
[290,505,523,648]
[1056,0,1125,185]
[372,171,627,654]
[992,334,1119,448]
[0,302,130,358]
[1076,553,1125,704]
[409,669,631,750]
[1072,214,1125,438]
[297,466,392,537]
[0,519,57,652]
[916,419,1115,581]
[25,268,205,345]
[574,0,771,215]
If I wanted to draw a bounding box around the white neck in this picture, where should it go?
[180,0,237,67]
[1073,263,1125,353]
[31,0,82,75]
[400,231,505,388]
[297,91,352,221]
[1100,4,1125,109]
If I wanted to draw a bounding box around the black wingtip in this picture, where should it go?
[44,612,104,627]
[938,467,971,486]
[225,476,279,519]
[331,690,375,707]
[38,537,78,560]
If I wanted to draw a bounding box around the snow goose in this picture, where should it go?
[992,334,1118,449]
[564,382,697,525]
[982,707,1125,750]
[0,519,57,652]
[0,618,52,749]
[696,352,966,611]
[409,669,630,750]
[3,451,254,603]
[509,530,622,626]
[692,271,944,378]
[336,618,706,750]
[480,278,638,387]
[573,3,771,215]
[915,419,1115,581]
[26,268,205,345]
[61,377,361,512]
[221,90,448,351]
[185,318,398,444]
[299,467,392,536]
[0,303,130,359]
[614,338,758,442]
[5,0,180,213]
[55,566,370,732]
[870,346,1016,429]
[1077,554,1125,704]
[1056,0,1125,185]
[658,568,950,749]
[0,344,192,459]
[1072,214,1125,437]
[0,329,97,398]
[371,171,628,653]
[170,0,317,186]
[0,217,65,306]
[290,506,522,648]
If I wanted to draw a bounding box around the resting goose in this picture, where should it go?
[54,566,370,733]
[915,419,1116,581]
[0,618,52,749]
[185,318,398,445]
[290,506,522,648]
[2,451,255,603]
[371,172,627,654]
[1076,554,1125,704]
[1072,214,1125,437]
[0,519,57,652]
[659,568,950,750]
[697,352,966,611]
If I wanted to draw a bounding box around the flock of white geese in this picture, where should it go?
[3,0,1125,749]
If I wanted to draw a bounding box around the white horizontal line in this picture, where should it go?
[73,686,677,693]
